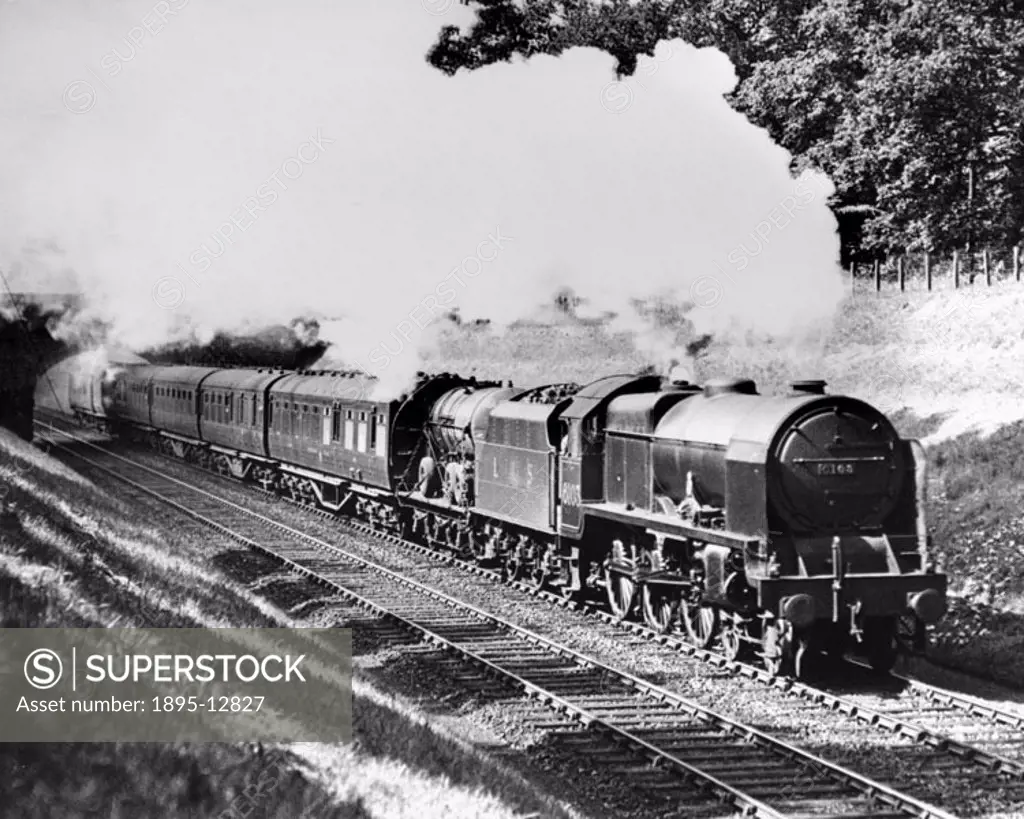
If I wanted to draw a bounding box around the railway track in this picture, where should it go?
[33,421,962,819]
[333,519,1024,777]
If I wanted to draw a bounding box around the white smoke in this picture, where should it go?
[0,1,845,398]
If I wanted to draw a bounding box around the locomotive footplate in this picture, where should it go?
[756,572,947,626]
[638,570,691,587]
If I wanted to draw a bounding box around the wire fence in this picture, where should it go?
[851,247,1023,293]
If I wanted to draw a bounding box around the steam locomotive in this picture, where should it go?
[46,357,946,677]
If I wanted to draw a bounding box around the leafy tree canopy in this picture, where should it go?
[427,0,1024,255]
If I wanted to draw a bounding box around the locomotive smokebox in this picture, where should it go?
[790,379,827,395]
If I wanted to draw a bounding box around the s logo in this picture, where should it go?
[25,649,63,690]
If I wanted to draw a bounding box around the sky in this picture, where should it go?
[0,0,847,396]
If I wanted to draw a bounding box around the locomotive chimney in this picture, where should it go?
[790,379,827,395]
[703,377,757,398]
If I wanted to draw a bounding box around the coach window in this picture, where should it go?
[375,413,387,457]
[357,411,368,452]
[251,394,258,426]
[344,410,354,450]
[331,403,341,441]
[369,413,377,453]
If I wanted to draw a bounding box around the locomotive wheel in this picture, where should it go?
[605,568,637,619]
[680,599,718,648]
[761,623,788,678]
[642,584,680,634]
[720,621,748,662]
[863,617,899,674]
[792,636,812,679]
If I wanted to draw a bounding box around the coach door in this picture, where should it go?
[558,419,584,535]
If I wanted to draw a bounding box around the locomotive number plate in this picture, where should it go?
[816,462,855,476]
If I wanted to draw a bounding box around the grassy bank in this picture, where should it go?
[0,428,574,819]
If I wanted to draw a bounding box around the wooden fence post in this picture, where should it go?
[898,256,905,292]
[874,259,881,292]
[953,249,959,288]
[983,249,990,286]
[1015,245,1020,282]
[924,251,932,291]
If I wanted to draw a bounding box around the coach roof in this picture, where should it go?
[202,369,288,392]
[270,372,380,404]
[146,366,220,389]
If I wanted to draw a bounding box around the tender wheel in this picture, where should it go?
[605,567,637,619]
[503,544,525,582]
[680,599,718,648]
[469,530,488,563]
[863,616,899,674]
[642,584,680,633]
[528,545,550,591]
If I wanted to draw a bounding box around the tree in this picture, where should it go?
[427,0,1024,255]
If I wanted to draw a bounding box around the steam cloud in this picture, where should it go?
[0,1,846,398]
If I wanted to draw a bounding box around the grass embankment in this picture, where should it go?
[0,429,573,819]
[426,284,1024,684]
